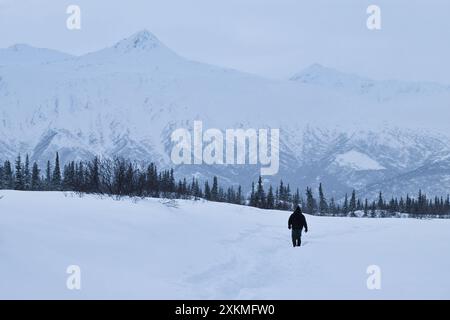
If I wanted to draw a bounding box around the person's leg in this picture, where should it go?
[298,230,303,247]
[293,229,301,247]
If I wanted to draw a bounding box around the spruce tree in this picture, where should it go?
[169,169,176,193]
[146,163,158,195]
[446,195,450,214]
[249,182,256,207]
[286,184,292,208]
[204,181,211,200]
[342,194,349,215]
[278,180,285,208]
[370,201,376,217]
[0,164,3,189]
[52,153,62,190]
[45,160,52,190]
[236,185,243,205]
[14,155,25,190]
[377,191,384,211]
[318,183,328,215]
[124,163,134,195]
[3,160,13,189]
[275,187,280,209]
[329,197,337,216]
[63,161,76,190]
[357,199,362,211]
[256,176,266,208]
[88,156,100,192]
[218,186,225,202]
[266,185,274,209]
[31,162,40,190]
[399,197,405,213]
[349,190,357,216]
[364,199,369,216]
[305,187,316,215]
[24,154,31,190]
[211,176,219,201]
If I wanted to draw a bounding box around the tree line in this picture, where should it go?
[0,153,244,204]
[249,178,450,218]
[1,153,449,218]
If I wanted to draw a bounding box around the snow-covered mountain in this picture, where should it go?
[0,44,73,66]
[1,30,450,199]
[290,63,450,101]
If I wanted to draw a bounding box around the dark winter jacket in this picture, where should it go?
[288,207,308,232]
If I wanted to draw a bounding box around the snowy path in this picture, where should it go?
[1,191,449,299]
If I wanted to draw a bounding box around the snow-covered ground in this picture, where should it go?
[1,190,449,300]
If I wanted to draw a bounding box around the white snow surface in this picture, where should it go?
[334,150,386,171]
[1,191,449,300]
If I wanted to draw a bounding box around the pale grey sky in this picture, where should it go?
[0,0,449,83]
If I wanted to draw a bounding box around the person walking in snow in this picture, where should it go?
[288,205,308,247]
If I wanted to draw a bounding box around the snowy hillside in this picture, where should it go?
[1,30,450,198]
[1,191,449,299]
[290,63,450,100]
[0,44,72,66]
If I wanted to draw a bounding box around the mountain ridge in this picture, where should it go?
[1,30,449,199]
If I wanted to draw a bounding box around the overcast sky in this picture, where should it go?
[0,0,449,83]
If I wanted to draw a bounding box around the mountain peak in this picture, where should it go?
[290,64,449,98]
[290,63,355,82]
[303,63,328,72]
[113,30,164,53]
[290,63,374,91]
[8,43,35,52]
